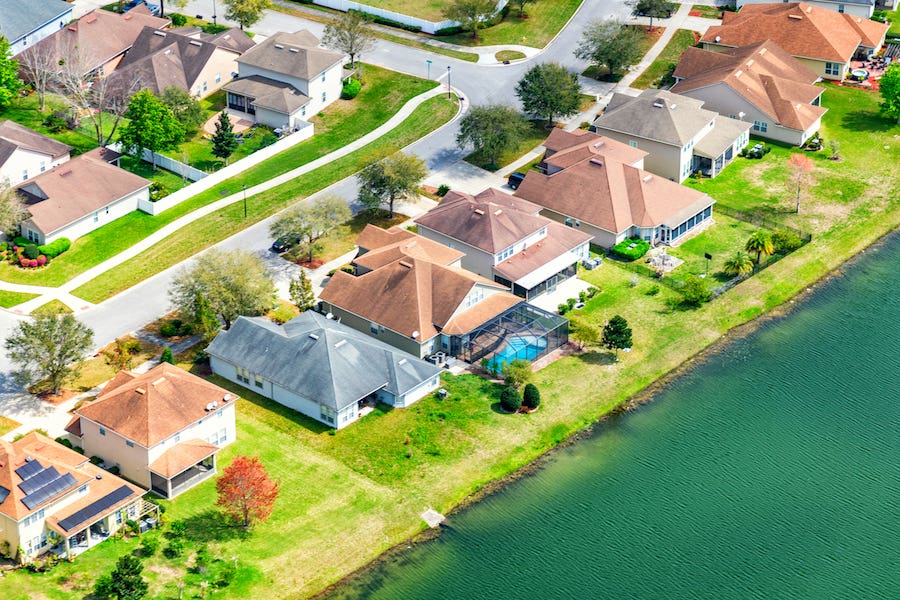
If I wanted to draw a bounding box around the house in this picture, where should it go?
[107,26,255,99]
[206,311,443,429]
[223,30,345,130]
[591,89,752,181]
[319,228,569,364]
[700,3,889,81]
[0,121,71,185]
[0,432,146,562]
[22,6,169,80]
[17,148,151,245]
[64,363,237,499]
[415,188,592,299]
[736,0,875,18]
[514,129,716,248]
[352,224,467,273]
[2,0,73,57]
[671,41,829,146]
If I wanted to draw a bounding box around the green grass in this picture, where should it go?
[464,119,550,171]
[31,299,73,316]
[690,4,724,19]
[0,290,38,308]
[0,94,99,156]
[631,29,698,89]
[0,415,20,436]
[495,50,526,61]
[436,0,583,48]
[286,210,410,266]
[583,26,662,80]
[72,94,458,302]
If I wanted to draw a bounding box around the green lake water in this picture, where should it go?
[326,232,900,599]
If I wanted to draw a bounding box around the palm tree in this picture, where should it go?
[745,231,774,266]
[723,251,754,277]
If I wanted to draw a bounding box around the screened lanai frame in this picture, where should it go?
[449,302,569,364]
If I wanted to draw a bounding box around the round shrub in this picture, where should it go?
[773,230,803,254]
[38,237,71,258]
[611,237,650,261]
[341,78,362,100]
[523,383,541,410]
[23,244,40,260]
[170,13,187,26]
[160,347,174,364]
[159,322,179,337]
[500,386,522,413]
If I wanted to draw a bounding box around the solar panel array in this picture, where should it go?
[19,465,62,495]
[16,459,79,510]
[14,459,43,480]
[57,485,134,532]
[21,473,78,510]
[0,485,9,505]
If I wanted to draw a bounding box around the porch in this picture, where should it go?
[148,439,219,499]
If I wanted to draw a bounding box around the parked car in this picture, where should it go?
[507,172,526,190]
[271,234,301,253]
[122,0,161,16]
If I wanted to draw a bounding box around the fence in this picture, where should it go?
[713,204,813,243]
[312,0,508,35]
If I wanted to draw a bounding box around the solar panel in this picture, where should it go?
[21,473,78,510]
[0,485,9,505]
[15,459,43,480]
[18,466,61,495]
[57,485,134,532]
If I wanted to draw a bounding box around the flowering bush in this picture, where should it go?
[17,255,48,268]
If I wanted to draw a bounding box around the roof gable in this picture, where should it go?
[236,30,343,81]
[594,90,716,146]
[0,121,72,165]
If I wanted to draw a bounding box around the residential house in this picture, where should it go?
[514,129,716,248]
[0,432,146,562]
[107,26,254,99]
[352,223,467,273]
[0,121,71,185]
[415,188,592,299]
[65,363,237,499]
[2,0,73,56]
[206,311,443,429]
[671,40,829,145]
[17,148,151,245]
[737,0,875,18]
[591,89,752,181]
[319,228,569,364]
[700,3,889,81]
[223,30,345,130]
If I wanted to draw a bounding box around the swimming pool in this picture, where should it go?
[486,335,547,372]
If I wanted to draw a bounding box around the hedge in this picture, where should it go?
[38,238,71,258]
[341,78,362,100]
[611,237,650,261]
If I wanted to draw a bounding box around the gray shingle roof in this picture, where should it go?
[235,30,343,81]
[206,312,441,412]
[594,90,716,147]
[0,0,71,45]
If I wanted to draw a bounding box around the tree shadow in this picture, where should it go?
[574,351,616,366]
[490,401,515,415]
[840,108,896,133]
[182,510,250,544]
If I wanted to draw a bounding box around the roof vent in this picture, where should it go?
[164,49,172,55]
[334,340,347,348]
[68,26,77,31]
[189,40,202,47]
[152,377,166,385]
[806,5,812,12]
[746,59,754,67]
[494,209,502,215]
[652,98,665,108]
[788,14,802,20]
[642,174,653,182]
[153,30,166,37]
[124,14,132,20]
[223,34,231,40]
[24,456,32,463]
[410,332,418,340]
[473,209,484,215]
[96,473,102,479]
[398,261,412,268]
[398,358,408,365]
[135,387,145,395]
[759,48,767,56]
[86,17,97,24]
[593,141,605,148]
[59,169,72,177]
[274,43,284,49]
[308,333,319,340]
[714,35,721,43]
[589,158,604,167]
[735,70,743,78]
[223,393,233,401]
[289,48,299,53]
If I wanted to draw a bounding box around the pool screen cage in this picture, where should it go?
[452,302,569,364]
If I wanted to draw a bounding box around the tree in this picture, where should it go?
[443,0,498,40]
[322,11,376,69]
[680,274,711,306]
[103,338,142,371]
[160,87,205,136]
[270,195,351,264]
[511,0,537,18]
[211,111,239,165]
[523,383,541,410]
[456,104,530,169]
[0,37,22,111]
[503,358,532,389]
[0,183,29,237]
[118,90,184,170]
[169,249,276,330]
[223,0,272,30]
[627,0,672,32]
[515,63,581,126]
[216,455,279,528]
[745,230,774,265]
[94,554,148,600]
[879,63,900,124]
[160,347,175,364]
[16,43,58,111]
[568,315,600,350]
[722,250,753,277]
[574,20,645,78]
[602,315,632,361]
[190,291,222,341]
[499,386,522,413]
[357,152,427,217]
[5,314,93,395]
[788,153,814,214]
[289,271,316,311]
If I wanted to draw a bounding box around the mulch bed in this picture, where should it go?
[37,389,80,406]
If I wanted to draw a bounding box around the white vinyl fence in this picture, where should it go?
[313,0,508,35]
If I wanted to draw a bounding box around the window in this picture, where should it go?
[22,169,28,181]
[217,409,223,417]
[126,440,134,448]
[838,4,844,12]
[254,374,263,389]
[370,322,384,334]
[236,367,250,384]
[825,62,842,77]
[174,434,180,442]
[99,427,106,436]
[628,140,638,148]
[321,72,326,82]
[320,405,335,424]
[40,161,46,173]
[215,72,221,83]
[93,212,100,223]
[202,81,208,93]
[301,106,307,117]
[322,91,326,103]
[752,120,768,133]
[497,245,514,262]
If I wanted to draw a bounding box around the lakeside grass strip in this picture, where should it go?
[0,67,437,288]
[72,96,457,303]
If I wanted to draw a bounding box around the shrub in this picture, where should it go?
[348,9,421,32]
[178,321,194,335]
[38,238,71,258]
[217,561,237,587]
[125,519,139,534]
[168,520,186,538]
[566,297,577,309]
[773,230,803,254]
[680,274,711,306]
[159,321,179,337]
[23,244,40,259]
[149,181,169,202]
[13,236,30,248]
[55,436,74,448]
[163,539,183,558]
[523,383,541,409]
[89,456,103,465]
[435,25,464,36]
[578,290,587,303]
[645,284,661,296]
[585,286,599,298]
[341,78,362,100]
[436,184,451,197]
[73,446,84,454]
[201,23,229,34]
[500,386,522,412]
[107,465,120,476]
[170,13,187,26]
[0,241,7,253]
[42,111,69,133]
[160,347,174,364]
[557,303,569,315]
[611,237,650,261]
[139,535,159,557]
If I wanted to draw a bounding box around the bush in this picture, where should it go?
[170,13,187,26]
[89,456,103,465]
[217,561,237,587]
[435,25,464,36]
[557,303,568,315]
[585,286,599,298]
[159,321,179,337]
[160,347,174,364]
[202,23,229,34]
[12,236,30,248]
[341,78,362,100]
[523,383,541,409]
[168,520,186,538]
[125,519,139,534]
[163,539,183,558]
[149,181,169,202]
[611,237,650,261]
[773,230,803,254]
[38,238,70,258]
[0,241,7,253]
[436,184,451,197]
[578,290,587,303]
[23,244,40,259]
[55,436,73,448]
[139,535,159,557]
[680,274,711,306]
[645,284,661,296]
[348,9,421,32]
[500,386,522,412]
[42,111,69,133]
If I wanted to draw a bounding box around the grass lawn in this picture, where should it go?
[464,119,550,171]
[0,94,100,156]
[0,415,21,436]
[66,336,163,392]
[496,50,526,61]
[285,209,410,266]
[434,0,583,48]
[631,29,698,89]
[583,26,662,80]
[668,215,770,282]
[690,4,724,18]
[31,299,73,316]
[0,290,38,308]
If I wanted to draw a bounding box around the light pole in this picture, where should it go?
[212,0,217,25]
[447,66,451,99]
[242,184,247,218]
[426,59,432,80]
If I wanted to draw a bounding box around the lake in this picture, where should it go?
[325,233,900,599]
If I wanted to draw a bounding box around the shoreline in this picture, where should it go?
[310,227,899,599]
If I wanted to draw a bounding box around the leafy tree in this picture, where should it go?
[160,347,175,364]
[523,383,541,409]
[627,0,672,31]
[289,271,316,311]
[722,251,753,277]
[160,87,204,136]
[0,36,22,111]
[788,153,814,214]
[103,338,142,371]
[5,314,94,394]
[443,0,498,40]
[515,63,581,125]
[574,20,645,78]
[503,358,532,389]
[499,386,522,412]
[745,230,774,265]
[357,152,427,217]
[601,314,632,361]
[271,195,351,264]
[191,292,221,341]
[216,455,279,528]
[211,111,239,165]
[879,63,900,124]
[223,0,272,30]
[511,0,537,18]
[0,183,29,237]
[118,90,184,170]
[169,249,276,330]
[16,43,57,111]
[680,274,711,306]
[568,315,600,350]
[93,555,148,600]
[322,11,376,69]
[456,104,530,169]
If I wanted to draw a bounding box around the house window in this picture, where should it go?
[22,169,28,181]
[320,405,335,424]
[93,212,100,223]
[202,81,208,93]
[236,367,250,384]
[322,91,326,103]
[825,62,842,76]
[40,161,46,173]
[301,106,307,117]
[217,409,223,417]
[628,140,638,148]
[838,3,844,12]
[175,434,180,442]
[126,440,134,447]
[752,120,768,133]
[26,230,38,243]
[99,427,106,436]
[321,72,326,82]
[254,374,263,389]
[215,72,221,83]
[370,322,384,334]
[497,245,514,262]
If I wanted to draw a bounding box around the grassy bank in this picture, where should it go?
[631,29,698,89]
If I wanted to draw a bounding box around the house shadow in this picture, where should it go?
[575,351,616,366]
[182,510,250,543]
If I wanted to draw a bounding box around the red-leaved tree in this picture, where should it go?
[215,455,279,528]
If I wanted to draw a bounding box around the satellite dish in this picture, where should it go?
[715,36,721,43]
[412,330,419,339]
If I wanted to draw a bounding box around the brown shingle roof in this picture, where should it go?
[672,41,827,132]
[492,221,591,283]
[148,439,218,478]
[0,121,71,167]
[76,363,237,448]
[354,225,464,271]
[236,30,344,81]
[542,129,647,171]
[700,3,888,63]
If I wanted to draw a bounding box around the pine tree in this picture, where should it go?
[211,111,238,165]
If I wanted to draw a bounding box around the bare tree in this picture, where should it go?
[0,183,29,237]
[322,11,376,69]
[17,44,59,111]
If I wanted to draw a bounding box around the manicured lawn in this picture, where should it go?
[464,119,550,171]
[690,4,723,18]
[668,215,770,282]
[631,29,698,89]
[285,210,410,266]
[31,299,73,316]
[0,415,21,436]
[0,94,100,156]
[66,336,163,392]
[0,290,38,308]
[496,50,526,61]
[436,0,583,48]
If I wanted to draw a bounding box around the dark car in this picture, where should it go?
[507,172,526,190]
[271,234,301,253]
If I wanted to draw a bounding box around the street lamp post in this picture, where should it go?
[212,0,217,25]
[242,184,247,218]
[426,59,432,80]
[447,66,451,99]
